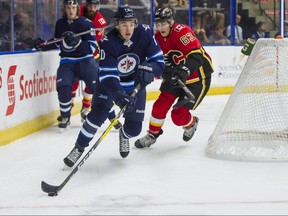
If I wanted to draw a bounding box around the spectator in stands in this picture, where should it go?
[193,0,226,38]
[168,0,189,24]
[226,14,244,44]
[0,2,33,52]
[194,27,210,44]
[251,21,270,39]
[0,2,11,51]
[208,25,230,45]
[218,0,230,27]
[155,0,169,9]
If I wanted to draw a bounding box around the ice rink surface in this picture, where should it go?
[1,95,288,215]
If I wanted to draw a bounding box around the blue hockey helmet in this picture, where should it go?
[114,6,138,28]
[114,6,137,21]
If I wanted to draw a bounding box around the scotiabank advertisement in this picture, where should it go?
[0,51,60,130]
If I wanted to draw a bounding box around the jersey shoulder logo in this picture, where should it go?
[142,24,150,31]
[98,18,106,25]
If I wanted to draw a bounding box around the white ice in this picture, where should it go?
[1,95,288,215]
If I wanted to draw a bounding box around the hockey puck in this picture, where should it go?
[48,192,58,197]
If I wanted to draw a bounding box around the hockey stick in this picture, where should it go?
[40,24,113,46]
[172,79,195,109]
[41,84,141,196]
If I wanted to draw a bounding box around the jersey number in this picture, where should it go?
[180,33,195,45]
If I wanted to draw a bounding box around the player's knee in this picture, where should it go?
[171,106,190,126]
[88,105,110,125]
[123,120,142,137]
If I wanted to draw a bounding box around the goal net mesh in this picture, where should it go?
[206,38,288,161]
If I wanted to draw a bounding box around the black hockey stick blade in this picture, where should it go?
[41,181,61,194]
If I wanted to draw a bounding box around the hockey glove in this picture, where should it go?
[164,53,173,67]
[170,64,191,85]
[136,62,154,89]
[62,31,81,47]
[114,90,137,113]
[33,38,46,51]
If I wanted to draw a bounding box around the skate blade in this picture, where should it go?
[58,125,70,133]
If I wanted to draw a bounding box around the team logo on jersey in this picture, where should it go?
[165,50,185,66]
[117,53,140,76]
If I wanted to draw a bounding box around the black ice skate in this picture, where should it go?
[119,128,129,158]
[134,129,163,149]
[57,116,70,129]
[63,146,83,167]
[183,116,199,142]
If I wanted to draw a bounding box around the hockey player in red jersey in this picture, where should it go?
[135,7,214,148]
[71,0,121,129]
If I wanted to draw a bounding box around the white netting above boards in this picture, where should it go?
[206,38,288,161]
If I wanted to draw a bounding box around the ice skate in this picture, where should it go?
[134,129,163,149]
[80,107,89,123]
[63,146,83,168]
[119,128,129,158]
[57,116,70,132]
[183,116,199,142]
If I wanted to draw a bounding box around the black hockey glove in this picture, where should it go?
[62,31,81,47]
[114,90,137,113]
[164,54,173,67]
[33,38,46,51]
[136,62,154,89]
[170,64,191,85]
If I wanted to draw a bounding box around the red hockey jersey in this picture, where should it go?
[155,23,213,83]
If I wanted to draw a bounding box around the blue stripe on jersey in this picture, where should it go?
[120,80,135,91]
[60,55,94,64]
[147,50,165,63]
[99,67,135,90]
[99,67,119,82]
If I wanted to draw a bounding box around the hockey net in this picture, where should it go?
[206,38,288,161]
